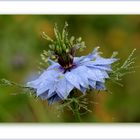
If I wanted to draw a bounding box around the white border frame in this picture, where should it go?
[0,124,140,139]
[0,1,140,14]
[0,1,140,139]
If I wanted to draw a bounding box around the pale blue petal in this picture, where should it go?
[47,59,62,71]
[27,69,58,87]
[48,58,57,65]
[48,94,61,105]
[65,66,90,92]
[91,65,112,71]
[84,62,112,71]
[65,65,106,93]
[36,78,56,96]
[90,57,117,65]
[39,90,49,99]
[47,63,60,70]
[65,71,81,90]
[88,79,96,88]
[70,66,89,88]
[88,68,109,79]
[73,47,100,64]
[27,69,60,96]
[47,81,57,97]
[74,56,85,64]
[80,85,87,94]
[96,82,106,90]
[56,77,74,99]
[39,91,59,100]
[100,70,109,78]
[80,65,105,82]
[91,47,100,56]
[83,47,100,61]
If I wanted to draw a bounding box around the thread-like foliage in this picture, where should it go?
[58,93,92,116]
[109,49,136,86]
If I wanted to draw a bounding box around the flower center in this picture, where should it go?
[57,51,74,68]
[42,22,86,72]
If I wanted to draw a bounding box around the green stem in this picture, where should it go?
[69,90,81,122]
[71,99,81,122]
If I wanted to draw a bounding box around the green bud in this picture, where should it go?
[42,32,53,42]
[54,23,62,44]
[70,36,75,46]
[56,45,60,53]
[81,41,85,47]
[62,44,67,51]
[77,37,82,42]
[79,48,84,52]
[47,50,51,55]
[59,45,63,54]
[43,50,48,56]
[64,21,68,27]
[62,22,68,41]
[49,44,55,50]
[51,54,56,59]
[80,41,86,49]
[111,51,118,58]
[66,48,70,53]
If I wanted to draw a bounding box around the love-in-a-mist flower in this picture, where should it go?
[27,23,117,104]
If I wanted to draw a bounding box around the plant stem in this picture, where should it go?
[69,90,81,122]
[71,99,81,122]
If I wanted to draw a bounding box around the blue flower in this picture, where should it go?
[27,47,117,104]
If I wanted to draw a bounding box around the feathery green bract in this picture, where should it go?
[109,49,136,86]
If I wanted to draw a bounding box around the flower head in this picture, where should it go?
[27,23,117,104]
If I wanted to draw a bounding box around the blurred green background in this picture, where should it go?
[0,15,140,122]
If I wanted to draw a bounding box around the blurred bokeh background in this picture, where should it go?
[0,15,139,122]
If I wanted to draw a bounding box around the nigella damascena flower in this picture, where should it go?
[27,23,117,104]
[27,47,117,104]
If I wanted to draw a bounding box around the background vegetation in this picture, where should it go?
[0,15,139,122]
